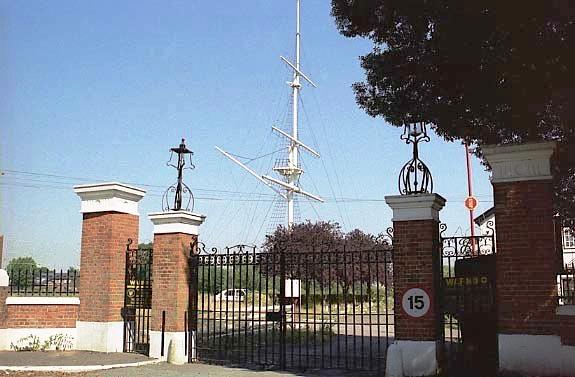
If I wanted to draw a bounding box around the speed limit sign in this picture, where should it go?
[402,288,430,318]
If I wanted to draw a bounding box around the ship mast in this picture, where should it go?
[285,0,302,228]
[216,0,322,230]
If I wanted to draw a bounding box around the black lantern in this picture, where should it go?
[398,122,433,195]
[162,138,195,211]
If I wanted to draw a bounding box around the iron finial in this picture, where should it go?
[162,138,195,211]
[398,122,433,195]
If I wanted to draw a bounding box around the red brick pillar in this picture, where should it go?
[74,182,145,352]
[483,142,561,375]
[384,193,445,377]
[0,234,8,344]
[148,211,205,363]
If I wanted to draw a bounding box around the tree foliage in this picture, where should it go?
[7,256,38,287]
[262,221,392,291]
[331,0,574,221]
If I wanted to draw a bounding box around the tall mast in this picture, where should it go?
[215,0,322,232]
[287,0,302,228]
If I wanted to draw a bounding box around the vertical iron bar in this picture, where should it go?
[189,249,199,363]
[161,310,166,357]
[279,244,286,370]
[230,251,236,362]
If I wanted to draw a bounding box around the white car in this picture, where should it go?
[215,288,247,302]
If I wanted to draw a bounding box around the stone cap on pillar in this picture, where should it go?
[74,182,146,216]
[482,141,556,183]
[385,193,446,222]
[148,211,206,236]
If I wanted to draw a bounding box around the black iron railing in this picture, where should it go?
[190,241,394,372]
[8,268,80,296]
[558,263,575,305]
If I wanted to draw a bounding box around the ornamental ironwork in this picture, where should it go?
[162,138,195,211]
[398,122,433,195]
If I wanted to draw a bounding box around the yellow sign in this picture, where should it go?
[444,276,489,288]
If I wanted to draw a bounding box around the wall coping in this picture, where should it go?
[149,211,206,236]
[74,182,146,215]
[482,141,556,183]
[385,193,446,222]
[557,305,575,317]
[6,297,80,305]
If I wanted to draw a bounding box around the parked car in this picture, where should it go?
[215,288,247,302]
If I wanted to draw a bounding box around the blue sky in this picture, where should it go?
[0,1,494,268]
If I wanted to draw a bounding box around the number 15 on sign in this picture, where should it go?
[401,288,430,318]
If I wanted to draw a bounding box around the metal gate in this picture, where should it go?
[189,240,394,373]
[122,239,153,355]
[439,223,497,376]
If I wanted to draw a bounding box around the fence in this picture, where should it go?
[8,268,80,297]
[558,262,575,306]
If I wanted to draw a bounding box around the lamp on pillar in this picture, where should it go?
[162,138,195,212]
[398,121,434,195]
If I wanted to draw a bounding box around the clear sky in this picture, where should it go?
[0,1,494,269]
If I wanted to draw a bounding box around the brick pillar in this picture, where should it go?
[0,267,8,330]
[483,142,561,375]
[148,211,205,363]
[74,182,145,352]
[384,193,445,377]
[0,234,7,339]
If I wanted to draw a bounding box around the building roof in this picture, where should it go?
[474,207,495,226]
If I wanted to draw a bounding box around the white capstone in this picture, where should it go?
[385,194,446,222]
[149,211,206,235]
[76,321,124,352]
[499,334,561,376]
[6,297,79,305]
[74,182,146,215]
[482,142,556,183]
[0,269,8,287]
[149,330,189,362]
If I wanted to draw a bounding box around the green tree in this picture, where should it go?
[331,0,574,222]
[7,256,38,287]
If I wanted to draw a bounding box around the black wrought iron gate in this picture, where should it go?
[439,223,497,376]
[189,241,394,373]
[122,240,153,355]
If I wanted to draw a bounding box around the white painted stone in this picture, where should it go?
[74,182,146,215]
[0,328,77,351]
[557,305,575,316]
[385,342,404,377]
[149,330,188,362]
[76,321,124,352]
[149,211,206,235]
[499,334,561,376]
[396,340,437,376]
[6,297,80,305]
[0,269,8,287]
[385,194,446,222]
[482,141,556,183]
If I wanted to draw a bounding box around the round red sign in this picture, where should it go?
[465,196,478,211]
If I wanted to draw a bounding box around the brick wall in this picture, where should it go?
[392,219,440,341]
[150,233,195,333]
[0,287,8,327]
[494,180,558,335]
[4,304,78,328]
[79,211,139,323]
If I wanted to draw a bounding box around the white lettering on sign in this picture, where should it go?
[402,288,430,318]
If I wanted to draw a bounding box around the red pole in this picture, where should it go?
[465,143,477,255]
